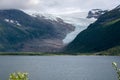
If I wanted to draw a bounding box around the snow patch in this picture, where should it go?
[4,19,9,22]
[4,19,21,26]
[9,20,14,23]
[31,13,59,21]
[16,22,21,26]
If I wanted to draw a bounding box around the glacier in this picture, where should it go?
[57,12,96,44]
[27,11,96,44]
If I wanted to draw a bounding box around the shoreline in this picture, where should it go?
[0,52,119,56]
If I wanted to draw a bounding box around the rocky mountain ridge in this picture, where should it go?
[87,9,108,19]
[0,9,74,52]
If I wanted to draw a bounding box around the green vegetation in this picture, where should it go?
[104,18,120,26]
[98,46,120,56]
[9,72,28,80]
[112,62,120,80]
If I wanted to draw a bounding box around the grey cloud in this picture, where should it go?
[0,0,119,14]
[0,0,39,9]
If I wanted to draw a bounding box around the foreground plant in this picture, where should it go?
[112,62,120,80]
[9,72,28,80]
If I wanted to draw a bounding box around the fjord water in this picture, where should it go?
[0,56,119,80]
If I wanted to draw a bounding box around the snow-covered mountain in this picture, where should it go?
[31,13,59,21]
[115,5,120,9]
[0,9,74,52]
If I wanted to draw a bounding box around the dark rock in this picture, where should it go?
[87,9,108,19]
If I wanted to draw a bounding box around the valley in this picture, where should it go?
[0,5,120,55]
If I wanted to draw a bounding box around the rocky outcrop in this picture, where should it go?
[87,9,108,19]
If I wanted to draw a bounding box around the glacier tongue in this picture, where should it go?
[57,12,96,44]
[62,18,96,44]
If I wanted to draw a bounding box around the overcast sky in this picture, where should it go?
[0,0,119,14]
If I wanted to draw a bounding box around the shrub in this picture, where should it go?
[9,72,28,80]
[112,62,120,80]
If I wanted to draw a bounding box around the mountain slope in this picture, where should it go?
[0,9,74,52]
[65,5,120,54]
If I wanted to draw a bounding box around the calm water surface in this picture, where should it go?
[0,56,120,80]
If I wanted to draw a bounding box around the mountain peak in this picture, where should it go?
[87,9,108,19]
[115,5,120,10]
